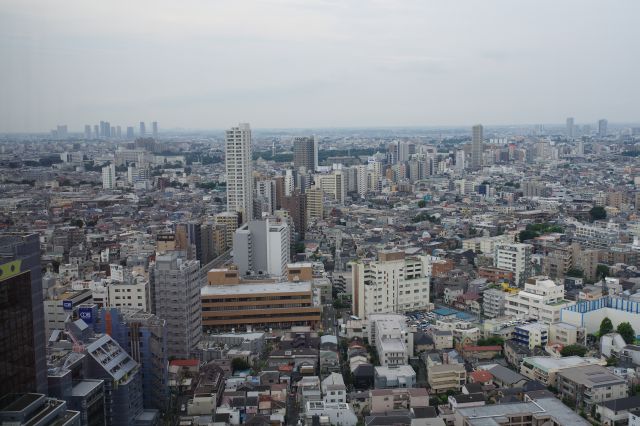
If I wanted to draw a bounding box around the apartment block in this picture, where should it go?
[351,250,431,320]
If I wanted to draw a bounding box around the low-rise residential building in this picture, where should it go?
[513,322,549,350]
[596,396,640,426]
[427,363,466,394]
[304,401,358,426]
[548,322,586,346]
[374,365,417,389]
[557,365,627,409]
[454,397,590,426]
[322,373,346,404]
[369,388,429,414]
[432,330,454,350]
[520,356,605,386]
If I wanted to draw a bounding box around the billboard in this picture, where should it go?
[78,307,93,324]
[62,300,73,311]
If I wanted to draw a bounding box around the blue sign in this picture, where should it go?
[78,307,93,324]
[62,300,73,311]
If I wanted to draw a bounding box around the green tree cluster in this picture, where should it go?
[560,344,588,357]
[599,317,613,336]
[589,206,607,221]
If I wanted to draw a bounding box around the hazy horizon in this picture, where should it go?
[2,0,639,133]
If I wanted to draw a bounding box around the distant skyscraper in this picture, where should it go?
[0,233,48,397]
[471,124,483,170]
[93,125,99,138]
[152,121,158,139]
[116,125,122,139]
[102,164,116,189]
[598,119,608,137]
[139,121,146,136]
[126,126,134,139]
[225,123,253,224]
[566,117,575,138]
[293,136,318,172]
[84,125,91,139]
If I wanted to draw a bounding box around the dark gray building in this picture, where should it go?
[0,233,47,397]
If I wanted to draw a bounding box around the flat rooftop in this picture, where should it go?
[523,356,602,372]
[201,281,311,296]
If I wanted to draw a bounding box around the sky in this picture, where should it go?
[1,0,639,133]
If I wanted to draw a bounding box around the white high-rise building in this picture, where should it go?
[102,163,116,189]
[152,121,158,139]
[351,251,431,320]
[284,169,295,197]
[471,124,483,170]
[598,119,608,137]
[495,243,532,287]
[225,123,254,223]
[233,218,290,278]
[455,150,465,171]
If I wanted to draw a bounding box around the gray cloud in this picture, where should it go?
[1,0,639,132]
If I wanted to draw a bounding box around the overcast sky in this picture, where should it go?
[1,0,639,132]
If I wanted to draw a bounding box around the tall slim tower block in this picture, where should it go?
[471,124,483,170]
[293,136,318,173]
[225,123,253,224]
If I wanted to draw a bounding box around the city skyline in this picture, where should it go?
[2,0,639,132]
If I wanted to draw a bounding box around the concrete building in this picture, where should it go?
[0,393,80,426]
[513,322,549,350]
[505,276,573,323]
[93,308,168,412]
[470,124,483,170]
[201,281,321,331]
[427,363,466,394]
[315,170,346,204]
[374,365,417,389]
[368,314,414,367]
[107,276,149,312]
[482,288,507,318]
[520,356,605,386]
[598,118,608,137]
[293,136,318,172]
[351,250,431,319]
[281,192,307,240]
[548,322,585,346]
[233,218,290,278]
[494,243,532,287]
[561,296,640,335]
[151,252,201,359]
[306,187,324,221]
[304,401,357,426]
[225,123,253,224]
[84,334,157,426]
[573,223,618,249]
[214,211,239,249]
[0,233,48,397]
[454,397,590,426]
[557,364,626,409]
[322,373,346,404]
[44,289,93,339]
[101,164,115,190]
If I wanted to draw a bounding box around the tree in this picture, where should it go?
[589,206,606,221]
[231,357,251,372]
[617,322,636,344]
[519,230,537,242]
[596,264,610,279]
[560,344,588,357]
[565,268,584,278]
[599,317,613,336]
[417,200,426,208]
